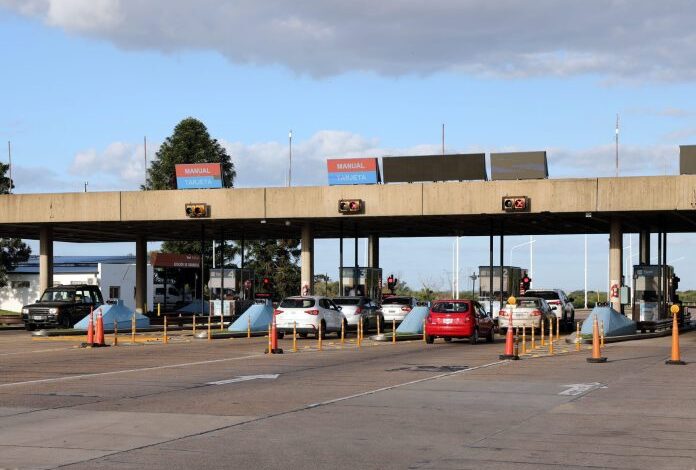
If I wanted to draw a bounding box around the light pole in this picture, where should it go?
[470,273,478,299]
[509,239,535,267]
[288,130,292,187]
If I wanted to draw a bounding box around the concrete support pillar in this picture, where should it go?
[39,226,53,293]
[135,236,147,314]
[609,218,623,313]
[367,235,379,268]
[639,230,650,264]
[301,224,314,296]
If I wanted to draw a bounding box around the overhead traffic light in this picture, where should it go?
[502,196,529,212]
[262,276,272,290]
[387,274,397,293]
[521,275,531,293]
[338,199,363,214]
[185,203,209,218]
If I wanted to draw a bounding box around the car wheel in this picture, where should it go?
[443,337,452,342]
[276,331,285,340]
[60,315,72,329]
[486,327,495,343]
[378,315,385,332]
[499,327,507,336]
[299,332,308,338]
[470,329,479,345]
[25,323,36,331]
[425,335,434,344]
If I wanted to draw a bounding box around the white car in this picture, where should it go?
[274,296,345,339]
[523,289,575,331]
[332,296,382,331]
[381,296,418,325]
[497,297,555,333]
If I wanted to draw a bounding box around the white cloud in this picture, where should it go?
[67,141,150,190]
[3,1,696,80]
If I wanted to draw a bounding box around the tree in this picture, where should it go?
[243,239,301,300]
[0,162,31,288]
[143,117,235,190]
[144,118,236,298]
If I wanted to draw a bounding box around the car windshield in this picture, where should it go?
[40,289,75,302]
[526,291,559,300]
[279,298,315,308]
[431,302,470,313]
[333,298,361,306]
[383,297,411,305]
[518,299,540,308]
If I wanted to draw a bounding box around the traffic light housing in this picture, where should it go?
[262,277,272,290]
[502,196,529,212]
[521,275,531,293]
[387,274,397,292]
[185,203,209,218]
[338,199,363,214]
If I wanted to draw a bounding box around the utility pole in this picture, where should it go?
[144,136,147,188]
[7,141,11,194]
[288,130,292,187]
[615,114,619,177]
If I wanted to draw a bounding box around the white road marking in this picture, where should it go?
[559,382,606,396]
[207,374,280,385]
[0,353,266,388]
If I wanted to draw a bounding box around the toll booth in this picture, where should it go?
[340,267,383,300]
[632,264,677,329]
[478,266,526,317]
[208,268,255,300]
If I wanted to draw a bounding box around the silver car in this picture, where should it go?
[497,296,555,334]
[381,296,418,325]
[332,296,382,331]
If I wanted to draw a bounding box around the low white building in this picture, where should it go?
[1,256,154,313]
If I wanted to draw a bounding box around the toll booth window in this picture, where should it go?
[280,298,315,309]
[109,286,121,299]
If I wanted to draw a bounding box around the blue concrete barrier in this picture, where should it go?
[74,300,150,330]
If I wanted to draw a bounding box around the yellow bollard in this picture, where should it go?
[192,315,196,334]
[163,316,168,344]
[548,318,554,355]
[521,325,527,354]
[157,303,161,317]
[131,313,136,344]
[575,321,581,352]
[318,322,323,351]
[340,319,345,346]
[392,319,396,344]
[247,315,251,339]
[377,315,381,335]
[556,316,560,342]
[531,321,536,349]
[207,314,212,342]
[292,321,298,352]
[113,318,118,347]
[357,318,362,349]
[540,317,546,347]
[600,320,605,348]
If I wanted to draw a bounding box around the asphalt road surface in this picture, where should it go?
[0,327,694,469]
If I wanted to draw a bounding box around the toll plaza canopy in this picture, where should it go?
[0,175,695,242]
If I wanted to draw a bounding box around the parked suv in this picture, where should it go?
[21,284,105,330]
[523,288,575,331]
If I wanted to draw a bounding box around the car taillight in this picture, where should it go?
[463,315,471,322]
[305,309,319,315]
[531,309,542,316]
[401,306,412,312]
[355,307,363,314]
[273,309,283,316]
[499,310,508,317]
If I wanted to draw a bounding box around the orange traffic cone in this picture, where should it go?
[87,309,94,345]
[666,308,685,365]
[94,313,105,347]
[499,316,519,360]
[266,316,283,354]
[586,316,607,363]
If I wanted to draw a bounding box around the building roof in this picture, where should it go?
[11,256,136,275]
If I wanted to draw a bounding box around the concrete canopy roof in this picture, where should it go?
[0,176,694,243]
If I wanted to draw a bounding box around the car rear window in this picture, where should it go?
[526,291,559,300]
[382,297,411,305]
[333,298,360,306]
[518,299,540,308]
[279,298,315,308]
[431,302,470,313]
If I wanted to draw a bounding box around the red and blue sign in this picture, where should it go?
[175,163,223,189]
[327,158,381,185]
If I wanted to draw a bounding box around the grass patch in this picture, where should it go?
[0,309,20,315]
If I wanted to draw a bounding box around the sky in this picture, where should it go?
[1,0,696,294]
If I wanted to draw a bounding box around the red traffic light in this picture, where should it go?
[262,277,271,285]
[523,276,530,283]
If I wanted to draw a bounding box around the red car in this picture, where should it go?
[425,300,495,344]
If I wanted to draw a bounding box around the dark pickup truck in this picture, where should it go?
[21,284,104,330]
